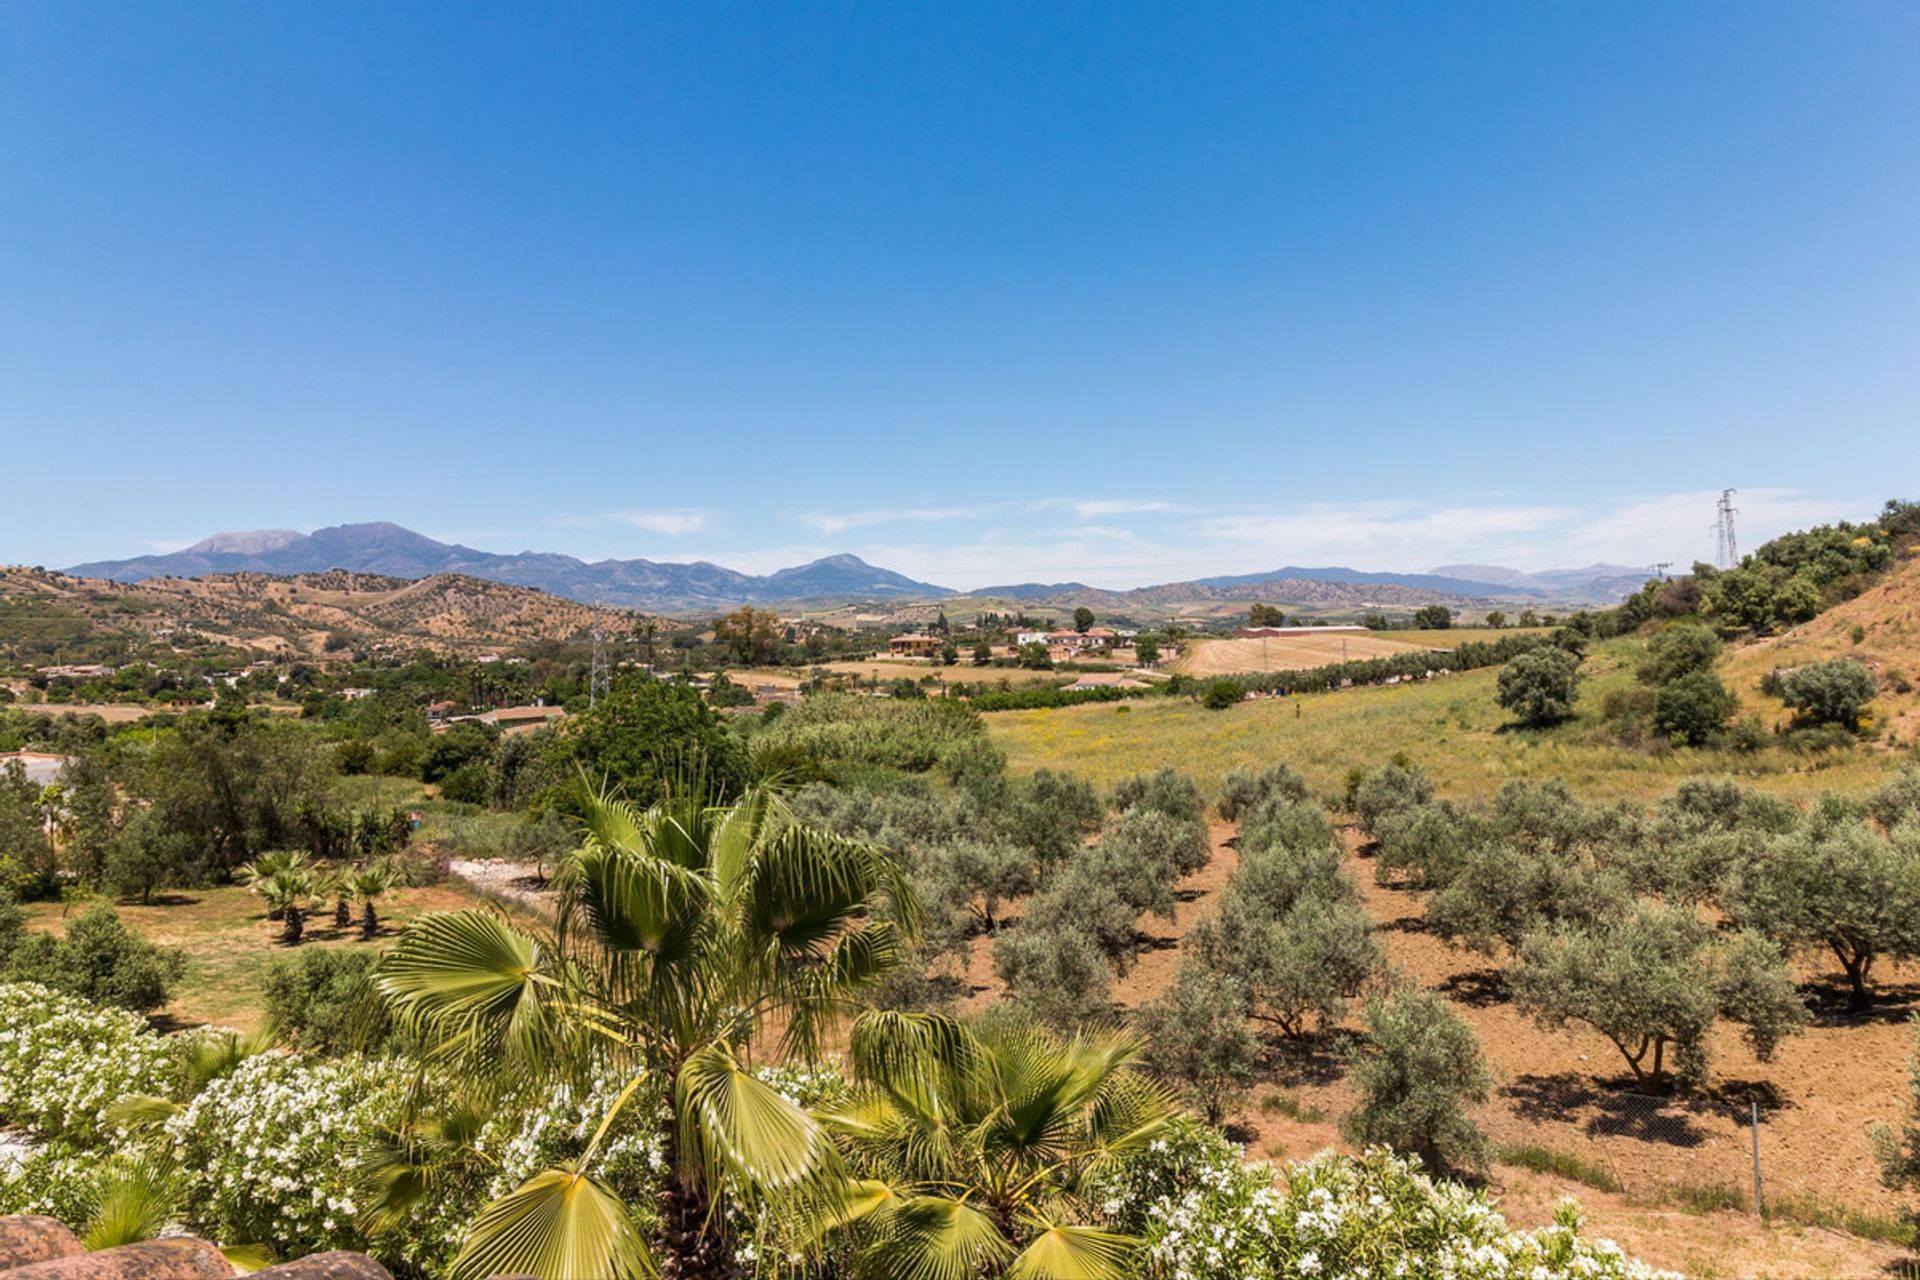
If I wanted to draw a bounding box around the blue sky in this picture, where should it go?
[3,4,1916,588]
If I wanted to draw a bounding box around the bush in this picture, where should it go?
[1104,1140,1673,1280]
[4,905,184,1014]
[1638,624,1722,685]
[1652,670,1738,745]
[991,925,1112,1032]
[1137,964,1256,1124]
[1112,766,1207,827]
[1341,986,1491,1176]
[1353,759,1433,834]
[1202,678,1242,710]
[1496,646,1583,727]
[261,947,399,1056]
[0,982,177,1145]
[1870,765,1920,833]
[1216,763,1310,822]
[1774,658,1878,729]
[437,760,491,804]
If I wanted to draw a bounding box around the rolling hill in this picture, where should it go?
[1721,553,1920,744]
[0,566,653,659]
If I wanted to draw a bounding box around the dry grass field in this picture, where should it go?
[1171,630,1433,676]
[19,879,497,1030]
[990,638,1899,805]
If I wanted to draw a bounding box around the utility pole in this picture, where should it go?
[1713,490,1740,569]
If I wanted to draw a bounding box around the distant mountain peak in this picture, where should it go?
[186,528,305,555]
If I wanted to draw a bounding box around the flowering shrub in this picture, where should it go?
[1105,1130,1678,1280]
[167,1052,404,1260]
[0,982,175,1145]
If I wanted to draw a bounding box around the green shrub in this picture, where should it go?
[1341,986,1491,1176]
[1216,763,1310,822]
[1496,646,1583,727]
[4,905,184,1014]
[261,947,398,1056]
[1652,670,1738,745]
[1773,658,1878,729]
[1137,964,1256,1124]
[1202,679,1242,710]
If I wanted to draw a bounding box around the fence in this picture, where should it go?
[1484,1087,1916,1251]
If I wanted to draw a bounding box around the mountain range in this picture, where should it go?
[61,523,1654,612]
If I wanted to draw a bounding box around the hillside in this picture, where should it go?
[0,565,651,659]
[1721,552,1920,743]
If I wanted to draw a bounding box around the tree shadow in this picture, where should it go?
[1383,912,1433,935]
[1435,966,1509,1008]
[1171,887,1208,903]
[137,892,200,908]
[1260,1029,1355,1088]
[1802,976,1920,1027]
[1503,1072,1708,1147]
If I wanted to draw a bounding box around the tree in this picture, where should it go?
[1216,762,1310,823]
[1137,964,1256,1125]
[1484,611,1506,629]
[1495,646,1582,727]
[1412,605,1452,630]
[136,718,334,880]
[373,787,914,1280]
[1072,606,1097,634]
[971,640,992,666]
[939,641,959,666]
[4,904,185,1014]
[1248,603,1286,627]
[348,862,395,939]
[1353,759,1433,835]
[1774,659,1878,729]
[1191,891,1381,1039]
[816,1011,1176,1280]
[992,924,1113,1032]
[1111,767,1206,827]
[1017,642,1054,670]
[1722,813,1920,1008]
[1340,986,1491,1176]
[1652,670,1737,745]
[1638,624,1722,686]
[557,675,748,809]
[713,606,783,664]
[0,759,56,897]
[103,809,193,905]
[1511,902,1806,1090]
[262,947,398,1056]
[1133,634,1160,665]
[253,864,320,944]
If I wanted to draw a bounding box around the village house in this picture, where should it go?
[1048,627,1117,654]
[887,633,942,658]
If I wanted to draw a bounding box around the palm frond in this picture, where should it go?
[1008,1223,1138,1280]
[81,1155,180,1250]
[374,909,557,1066]
[448,1168,654,1280]
[885,1196,1014,1280]
[103,1093,182,1134]
[675,1041,839,1197]
[849,1011,980,1088]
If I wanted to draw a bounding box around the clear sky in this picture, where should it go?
[3,3,1917,588]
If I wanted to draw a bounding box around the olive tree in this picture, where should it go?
[991,924,1113,1033]
[1722,813,1920,1008]
[1341,985,1491,1176]
[1352,760,1434,835]
[1137,963,1257,1124]
[1510,902,1806,1090]
[1216,763,1311,822]
[1638,624,1722,686]
[1495,646,1583,727]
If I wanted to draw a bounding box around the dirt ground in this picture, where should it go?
[956,821,1919,1279]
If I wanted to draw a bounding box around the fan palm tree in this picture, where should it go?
[813,1011,1178,1280]
[325,867,355,928]
[255,866,320,943]
[238,850,313,920]
[349,863,395,939]
[372,785,916,1280]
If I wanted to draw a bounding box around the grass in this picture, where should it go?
[1759,1194,1917,1247]
[1669,1182,1749,1215]
[20,879,492,1031]
[988,636,1901,805]
[1259,1091,1329,1124]
[1495,1143,1622,1193]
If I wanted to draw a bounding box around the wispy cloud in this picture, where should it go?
[612,508,713,537]
[141,537,195,554]
[796,505,986,535]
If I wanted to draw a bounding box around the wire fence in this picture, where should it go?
[1483,1084,1917,1256]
